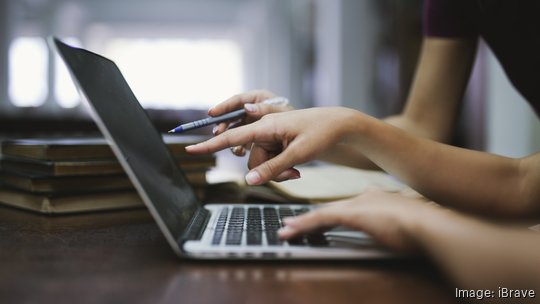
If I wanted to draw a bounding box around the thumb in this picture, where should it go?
[244,151,297,185]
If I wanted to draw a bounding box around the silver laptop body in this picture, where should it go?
[51,37,393,260]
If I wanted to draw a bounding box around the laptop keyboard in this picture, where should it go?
[211,206,329,247]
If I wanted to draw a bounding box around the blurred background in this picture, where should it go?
[0,0,538,157]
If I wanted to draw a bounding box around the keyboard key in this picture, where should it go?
[265,230,282,246]
[225,207,245,245]
[226,231,243,245]
[246,207,262,245]
[293,208,310,216]
[212,232,224,245]
[211,208,229,246]
[279,207,293,216]
[247,231,262,245]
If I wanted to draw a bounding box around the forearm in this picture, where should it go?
[317,114,430,170]
[318,109,458,170]
[318,143,381,170]
[320,37,480,189]
[344,111,534,215]
[409,206,540,298]
[280,187,540,300]
[187,106,537,215]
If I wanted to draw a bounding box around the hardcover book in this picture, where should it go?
[0,170,208,193]
[0,135,212,214]
[0,156,215,177]
[1,135,209,161]
[0,187,144,214]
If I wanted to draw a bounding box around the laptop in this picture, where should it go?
[51,37,394,259]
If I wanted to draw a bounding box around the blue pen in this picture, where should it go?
[167,97,289,133]
[168,109,246,133]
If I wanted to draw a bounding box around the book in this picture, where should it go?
[0,170,208,193]
[0,136,214,214]
[0,135,209,161]
[0,183,208,214]
[0,187,144,214]
[0,155,215,177]
[265,164,408,203]
[0,172,132,193]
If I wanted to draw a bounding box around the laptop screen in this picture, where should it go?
[52,38,199,245]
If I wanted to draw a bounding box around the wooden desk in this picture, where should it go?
[0,185,457,304]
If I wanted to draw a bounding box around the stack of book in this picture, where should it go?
[0,135,215,214]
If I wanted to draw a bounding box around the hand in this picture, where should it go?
[186,107,364,185]
[279,189,439,252]
[210,90,293,156]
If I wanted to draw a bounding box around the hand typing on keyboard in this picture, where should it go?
[278,189,432,252]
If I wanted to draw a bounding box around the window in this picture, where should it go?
[8,36,243,110]
[8,37,48,107]
[2,0,299,117]
[103,38,243,109]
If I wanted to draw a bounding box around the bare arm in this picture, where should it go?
[205,38,477,169]
[391,37,477,142]
[413,203,540,296]
[187,105,540,215]
[320,37,478,169]
[279,190,540,300]
[342,112,540,216]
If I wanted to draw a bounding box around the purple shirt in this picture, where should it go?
[424,0,540,117]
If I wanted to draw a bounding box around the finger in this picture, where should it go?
[247,144,273,170]
[208,90,275,116]
[278,206,345,239]
[213,122,229,136]
[273,168,301,182]
[185,124,258,155]
[243,102,292,121]
[215,102,289,137]
[226,120,244,131]
[248,145,300,181]
[244,150,302,185]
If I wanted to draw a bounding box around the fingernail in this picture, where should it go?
[244,103,257,113]
[290,174,301,180]
[237,147,246,156]
[212,126,219,135]
[245,171,261,185]
[231,146,246,156]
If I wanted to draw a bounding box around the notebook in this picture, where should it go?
[51,37,395,259]
[268,164,408,203]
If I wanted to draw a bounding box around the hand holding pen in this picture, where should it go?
[169,91,292,155]
[207,91,292,156]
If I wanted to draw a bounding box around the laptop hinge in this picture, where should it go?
[180,207,210,243]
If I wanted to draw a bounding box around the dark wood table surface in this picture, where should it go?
[0,184,457,304]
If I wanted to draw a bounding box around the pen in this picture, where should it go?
[167,97,289,133]
[168,108,246,133]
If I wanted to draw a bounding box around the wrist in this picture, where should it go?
[335,107,373,144]
[403,202,460,252]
